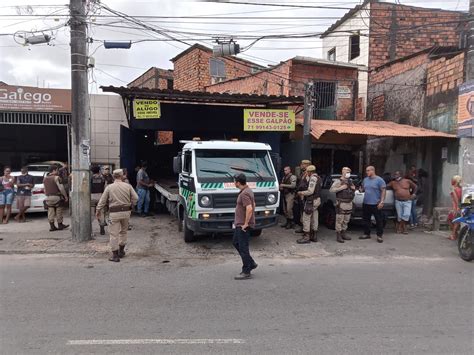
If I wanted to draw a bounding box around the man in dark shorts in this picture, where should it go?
[233,173,258,280]
[14,166,35,223]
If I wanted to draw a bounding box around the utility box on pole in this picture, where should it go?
[70,0,92,241]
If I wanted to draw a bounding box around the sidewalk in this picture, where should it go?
[0,212,460,261]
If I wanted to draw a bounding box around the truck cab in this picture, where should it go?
[173,140,280,242]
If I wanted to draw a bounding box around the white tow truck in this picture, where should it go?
[154,140,280,242]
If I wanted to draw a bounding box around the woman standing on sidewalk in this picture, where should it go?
[448,175,462,240]
[0,167,16,224]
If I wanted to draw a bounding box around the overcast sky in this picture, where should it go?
[0,0,468,92]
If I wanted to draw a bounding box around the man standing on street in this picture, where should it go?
[97,169,138,262]
[279,166,297,229]
[102,167,114,186]
[359,166,386,243]
[330,167,355,243]
[43,165,69,232]
[294,159,311,234]
[388,171,417,234]
[136,162,153,217]
[233,173,257,280]
[14,166,35,223]
[90,165,107,235]
[296,165,321,244]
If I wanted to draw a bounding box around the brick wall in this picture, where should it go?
[173,46,257,91]
[128,67,173,89]
[371,94,385,121]
[426,52,464,96]
[371,51,430,84]
[369,3,465,70]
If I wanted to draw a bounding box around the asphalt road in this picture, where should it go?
[0,255,472,354]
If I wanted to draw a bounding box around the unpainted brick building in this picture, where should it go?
[128,67,174,90]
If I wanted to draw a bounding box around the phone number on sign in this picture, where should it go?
[246,124,291,130]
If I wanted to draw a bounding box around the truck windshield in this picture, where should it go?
[195,150,274,182]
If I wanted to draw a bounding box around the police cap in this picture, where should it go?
[112,169,124,178]
[301,159,311,164]
[306,165,316,172]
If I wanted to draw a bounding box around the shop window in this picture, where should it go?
[349,34,360,60]
[327,47,336,61]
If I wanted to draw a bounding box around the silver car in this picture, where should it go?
[11,171,47,214]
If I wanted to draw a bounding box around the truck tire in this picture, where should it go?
[250,229,262,237]
[183,217,197,243]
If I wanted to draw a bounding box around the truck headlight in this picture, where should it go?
[267,193,277,205]
[200,195,211,207]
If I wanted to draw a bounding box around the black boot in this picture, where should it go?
[58,223,69,230]
[118,244,126,258]
[109,250,120,262]
[297,233,311,244]
[294,225,304,234]
[285,220,295,230]
[49,222,58,232]
[310,231,318,242]
[280,218,289,228]
[336,232,344,243]
[341,230,351,240]
[100,225,106,235]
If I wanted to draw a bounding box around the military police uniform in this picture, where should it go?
[91,172,107,235]
[97,169,139,262]
[330,177,355,243]
[297,165,322,244]
[294,159,312,233]
[280,172,297,229]
[43,173,69,231]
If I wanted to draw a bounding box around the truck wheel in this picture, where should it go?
[250,229,262,237]
[183,217,196,243]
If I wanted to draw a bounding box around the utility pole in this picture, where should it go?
[70,0,91,241]
[302,82,314,160]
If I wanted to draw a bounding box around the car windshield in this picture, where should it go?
[195,149,274,182]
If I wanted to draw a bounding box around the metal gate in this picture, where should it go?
[312,81,336,120]
[0,111,70,126]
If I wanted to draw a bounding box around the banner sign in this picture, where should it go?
[0,85,71,112]
[243,109,295,131]
[457,81,474,138]
[133,99,161,119]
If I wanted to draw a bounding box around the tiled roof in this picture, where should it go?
[300,120,456,139]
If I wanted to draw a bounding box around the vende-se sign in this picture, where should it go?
[0,85,71,112]
[243,109,295,131]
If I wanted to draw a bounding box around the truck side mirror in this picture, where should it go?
[173,155,182,174]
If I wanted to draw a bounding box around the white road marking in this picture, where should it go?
[68,338,245,345]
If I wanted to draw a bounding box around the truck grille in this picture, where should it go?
[212,193,268,209]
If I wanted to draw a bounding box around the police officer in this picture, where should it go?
[97,169,138,262]
[90,165,106,235]
[296,165,322,244]
[295,159,311,234]
[330,167,356,243]
[43,165,69,232]
[279,166,297,229]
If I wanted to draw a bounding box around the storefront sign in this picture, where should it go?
[457,80,474,137]
[0,85,71,112]
[243,109,295,131]
[337,86,351,99]
[133,99,161,119]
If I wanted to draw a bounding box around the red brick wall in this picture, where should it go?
[371,94,385,121]
[426,52,464,96]
[128,68,173,89]
[371,52,430,84]
[173,47,256,91]
[369,3,465,70]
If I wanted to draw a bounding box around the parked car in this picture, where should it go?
[320,174,396,229]
[27,161,66,172]
[11,171,47,214]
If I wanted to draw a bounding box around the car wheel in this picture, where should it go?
[250,229,262,237]
[324,205,336,230]
[183,217,196,243]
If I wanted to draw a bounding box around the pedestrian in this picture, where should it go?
[406,165,419,228]
[122,168,130,184]
[0,166,16,224]
[97,169,138,262]
[43,165,69,231]
[232,173,258,280]
[136,162,153,217]
[388,171,417,235]
[102,167,114,186]
[90,165,107,235]
[359,166,386,243]
[294,159,311,234]
[296,165,322,244]
[14,166,35,223]
[58,162,70,194]
[448,175,462,241]
[279,166,297,229]
[330,167,355,243]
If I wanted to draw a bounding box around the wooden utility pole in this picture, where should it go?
[70,0,91,241]
[302,82,314,161]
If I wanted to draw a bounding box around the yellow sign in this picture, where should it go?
[243,109,295,131]
[133,99,161,119]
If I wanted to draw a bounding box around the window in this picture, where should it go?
[209,58,226,79]
[183,151,192,174]
[349,34,360,60]
[313,81,337,120]
[327,47,336,61]
[167,79,173,90]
